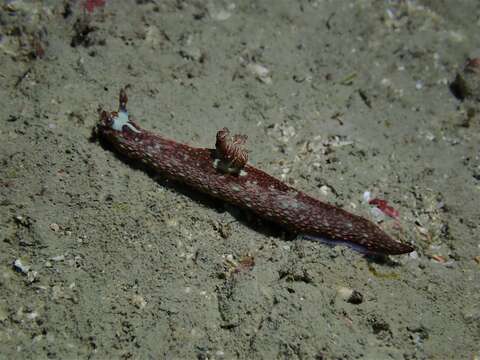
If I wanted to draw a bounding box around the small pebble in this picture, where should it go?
[347,290,364,304]
[337,286,364,304]
[13,259,30,274]
[462,306,480,324]
[431,255,447,263]
[51,255,65,262]
[26,311,38,320]
[246,63,272,84]
[26,271,39,283]
[409,251,419,259]
[130,295,147,309]
[319,185,331,196]
[363,191,371,203]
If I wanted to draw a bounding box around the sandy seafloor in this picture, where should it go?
[0,0,479,359]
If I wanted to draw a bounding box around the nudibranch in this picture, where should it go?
[94,88,414,256]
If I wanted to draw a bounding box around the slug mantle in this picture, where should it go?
[94,88,414,256]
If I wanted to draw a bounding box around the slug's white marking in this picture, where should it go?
[112,110,140,133]
[278,195,300,210]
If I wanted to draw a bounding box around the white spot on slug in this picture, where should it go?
[112,110,140,133]
[279,196,300,210]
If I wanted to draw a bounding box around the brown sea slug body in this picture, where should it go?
[95,88,414,256]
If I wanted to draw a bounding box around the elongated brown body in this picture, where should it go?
[95,90,414,255]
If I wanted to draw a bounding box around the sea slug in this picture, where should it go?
[94,88,414,255]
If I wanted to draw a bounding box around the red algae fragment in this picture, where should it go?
[369,198,400,219]
[83,0,106,14]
